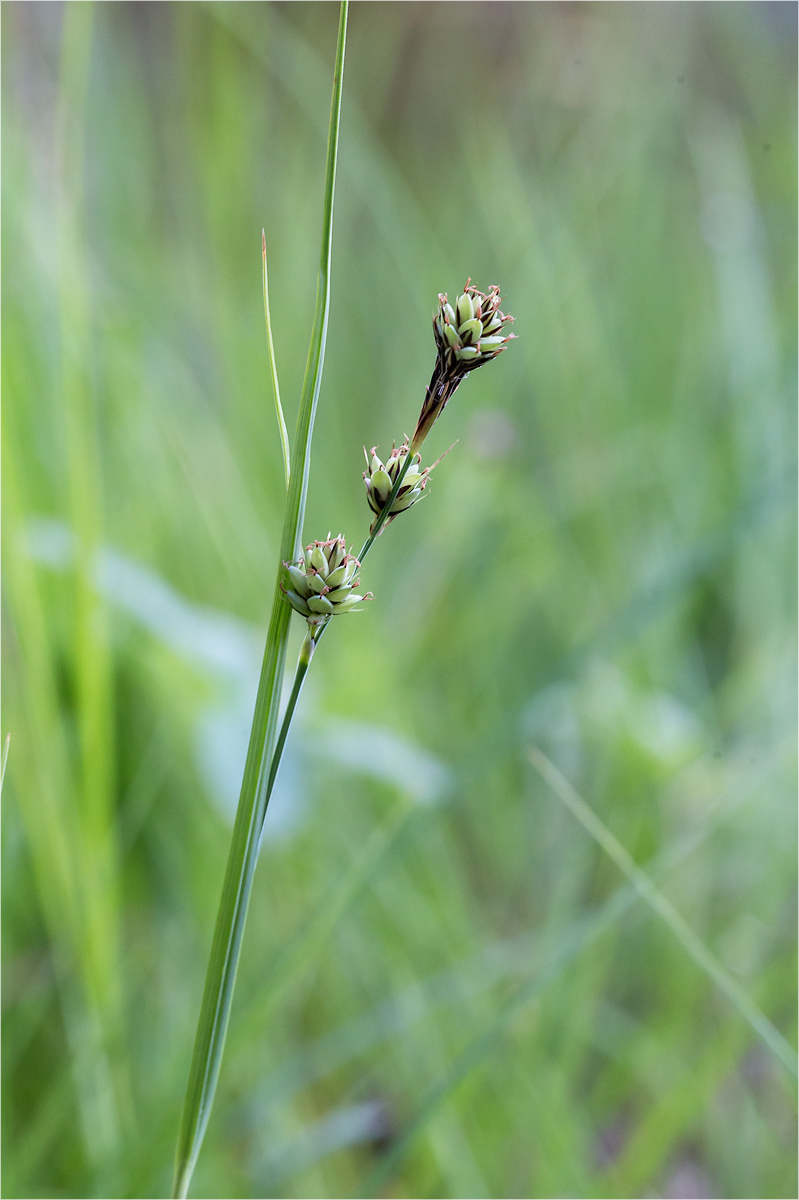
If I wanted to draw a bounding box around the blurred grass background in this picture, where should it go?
[2,2,797,1197]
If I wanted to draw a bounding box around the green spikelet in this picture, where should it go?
[283,535,372,629]
[435,280,515,369]
[363,440,432,533]
[410,279,516,453]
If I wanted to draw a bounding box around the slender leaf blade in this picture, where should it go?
[529,747,798,1080]
[262,229,290,490]
[172,5,349,1195]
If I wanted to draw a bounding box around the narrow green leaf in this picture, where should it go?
[357,751,788,1199]
[1,733,9,792]
[262,229,290,490]
[528,746,798,1081]
[172,5,348,1196]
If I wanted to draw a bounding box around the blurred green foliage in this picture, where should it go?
[3,3,796,1197]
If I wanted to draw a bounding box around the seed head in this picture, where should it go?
[363,440,432,534]
[434,281,514,367]
[411,279,515,453]
[283,535,372,629]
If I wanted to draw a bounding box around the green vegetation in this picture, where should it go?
[3,4,796,1198]
[173,9,347,1192]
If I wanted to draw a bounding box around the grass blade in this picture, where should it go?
[1,733,10,792]
[358,866,655,1197]
[262,229,290,490]
[172,6,348,1196]
[528,746,798,1081]
[356,750,789,1198]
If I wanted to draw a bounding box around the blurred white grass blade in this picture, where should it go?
[27,521,452,842]
[310,719,453,805]
[522,665,705,783]
[26,518,260,676]
[262,229,290,490]
[256,1100,392,1185]
[25,519,304,838]
[528,746,798,1081]
[195,692,302,837]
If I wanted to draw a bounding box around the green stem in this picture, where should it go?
[172,6,347,1196]
[191,258,421,1195]
[259,450,418,808]
[258,631,315,846]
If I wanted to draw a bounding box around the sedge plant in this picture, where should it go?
[171,5,514,1194]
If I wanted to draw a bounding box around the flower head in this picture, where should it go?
[283,535,372,629]
[411,279,515,453]
[363,441,432,533]
[434,281,515,368]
